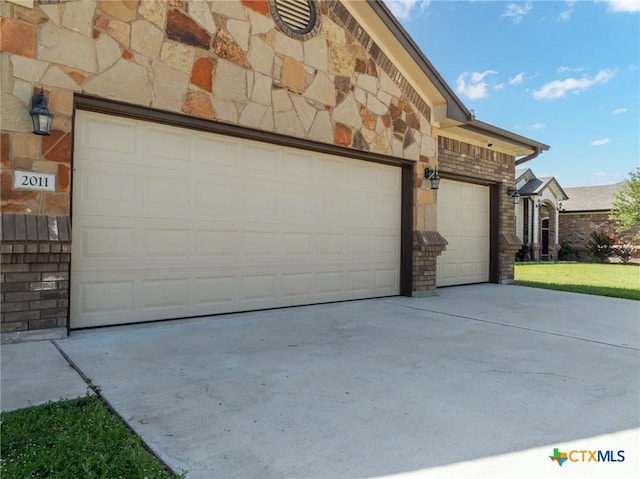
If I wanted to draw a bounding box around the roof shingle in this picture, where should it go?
[560,182,626,212]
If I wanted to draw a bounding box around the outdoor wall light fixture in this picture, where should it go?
[506,186,520,205]
[30,88,54,136]
[424,166,441,190]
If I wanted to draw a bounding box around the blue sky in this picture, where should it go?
[384,0,639,187]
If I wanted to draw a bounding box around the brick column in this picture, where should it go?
[412,230,447,296]
[1,214,70,343]
[499,233,523,284]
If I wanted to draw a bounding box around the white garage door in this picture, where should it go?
[71,111,401,328]
[436,179,490,286]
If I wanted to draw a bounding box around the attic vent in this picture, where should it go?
[272,0,320,39]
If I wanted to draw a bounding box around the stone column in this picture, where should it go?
[532,199,540,260]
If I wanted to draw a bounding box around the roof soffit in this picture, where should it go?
[438,126,532,156]
[342,1,549,156]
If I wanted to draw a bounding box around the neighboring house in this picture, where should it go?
[514,168,568,260]
[559,182,638,253]
[0,0,548,342]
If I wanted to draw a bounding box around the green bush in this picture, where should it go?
[613,238,637,264]
[557,240,578,261]
[587,229,615,263]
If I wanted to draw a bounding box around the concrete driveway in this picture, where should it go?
[29,285,640,477]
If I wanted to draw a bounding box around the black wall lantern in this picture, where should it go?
[424,166,441,190]
[30,88,54,135]
[506,186,520,205]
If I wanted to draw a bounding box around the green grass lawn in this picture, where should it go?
[0,396,181,479]
[515,263,640,300]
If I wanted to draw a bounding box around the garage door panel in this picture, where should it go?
[195,276,236,305]
[195,136,238,169]
[242,274,277,300]
[142,229,189,258]
[78,225,136,260]
[317,157,346,182]
[195,183,236,212]
[78,279,135,314]
[142,127,192,163]
[144,177,190,209]
[375,268,398,289]
[76,114,136,155]
[282,273,314,297]
[437,179,490,287]
[348,270,373,291]
[243,147,280,175]
[75,167,136,211]
[242,231,279,256]
[142,278,189,308]
[72,111,401,328]
[319,195,349,219]
[282,233,313,256]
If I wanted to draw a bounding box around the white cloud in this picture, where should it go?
[592,171,621,183]
[385,0,430,19]
[470,70,498,83]
[494,83,505,90]
[527,123,546,130]
[503,1,533,24]
[532,69,615,100]
[455,70,499,100]
[591,138,611,146]
[612,107,629,115]
[557,66,585,73]
[509,72,525,84]
[605,0,640,12]
[558,9,573,21]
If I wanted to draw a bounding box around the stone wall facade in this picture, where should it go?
[0,0,518,337]
[1,0,437,217]
[438,136,520,284]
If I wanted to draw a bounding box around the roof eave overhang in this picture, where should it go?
[349,0,472,125]
[346,1,550,157]
[461,120,550,154]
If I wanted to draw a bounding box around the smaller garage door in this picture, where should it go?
[436,179,490,286]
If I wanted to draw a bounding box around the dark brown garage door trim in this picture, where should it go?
[73,95,414,297]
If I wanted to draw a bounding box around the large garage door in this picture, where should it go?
[436,179,490,286]
[71,111,401,328]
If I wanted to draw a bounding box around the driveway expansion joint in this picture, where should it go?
[393,302,640,351]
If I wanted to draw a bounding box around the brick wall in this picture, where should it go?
[559,211,640,254]
[412,230,447,294]
[1,214,70,342]
[438,136,520,284]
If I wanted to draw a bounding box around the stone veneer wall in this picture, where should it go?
[437,136,520,284]
[1,0,443,335]
[1,0,438,216]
